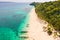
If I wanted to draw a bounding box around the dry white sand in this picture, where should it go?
[27,8,55,40]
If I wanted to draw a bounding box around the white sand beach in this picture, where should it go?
[27,8,55,40]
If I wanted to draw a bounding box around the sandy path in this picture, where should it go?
[27,8,55,40]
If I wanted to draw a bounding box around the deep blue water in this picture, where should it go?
[0,2,33,40]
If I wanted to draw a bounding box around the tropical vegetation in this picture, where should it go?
[30,1,60,38]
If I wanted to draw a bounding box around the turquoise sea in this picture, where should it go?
[0,2,33,40]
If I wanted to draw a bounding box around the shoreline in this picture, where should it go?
[27,8,55,40]
[19,8,34,40]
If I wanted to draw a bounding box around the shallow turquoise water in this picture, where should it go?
[0,2,33,40]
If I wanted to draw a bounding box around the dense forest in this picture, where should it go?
[30,1,60,38]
